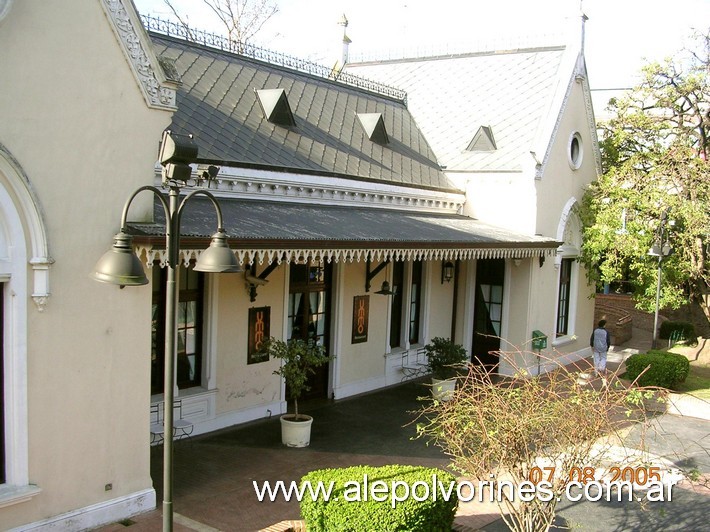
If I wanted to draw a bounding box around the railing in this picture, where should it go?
[141,15,408,102]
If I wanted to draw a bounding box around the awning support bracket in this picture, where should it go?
[365,258,390,292]
[247,262,279,302]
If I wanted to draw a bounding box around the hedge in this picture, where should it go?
[659,321,696,343]
[300,465,458,532]
[625,350,690,388]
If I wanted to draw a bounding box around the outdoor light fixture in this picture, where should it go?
[158,129,198,183]
[375,280,396,296]
[93,231,149,287]
[198,164,220,184]
[441,261,454,283]
[364,258,397,295]
[93,131,241,532]
[365,258,390,293]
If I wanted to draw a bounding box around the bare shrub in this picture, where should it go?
[415,348,663,532]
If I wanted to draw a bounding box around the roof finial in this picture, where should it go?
[338,14,351,66]
[579,0,588,53]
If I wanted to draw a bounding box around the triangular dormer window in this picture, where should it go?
[466,125,497,151]
[356,113,389,145]
[255,88,296,127]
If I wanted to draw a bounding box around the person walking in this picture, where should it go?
[590,319,611,376]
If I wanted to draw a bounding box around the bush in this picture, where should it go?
[425,337,468,380]
[300,465,458,532]
[659,321,696,343]
[625,350,690,388]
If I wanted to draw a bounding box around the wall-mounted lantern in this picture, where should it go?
[441,261,454,284]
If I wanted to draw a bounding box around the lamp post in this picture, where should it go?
[648,209,672,350]
[93,131,241,531]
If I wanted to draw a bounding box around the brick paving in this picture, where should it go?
[97,379,468,532]
[95,323,709,532]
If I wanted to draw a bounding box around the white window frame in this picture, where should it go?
[0,150,49,505]
[568,131,584,170]
[552,198,581,347]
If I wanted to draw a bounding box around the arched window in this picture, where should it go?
[0,147,50,504]
[554,198,581,343]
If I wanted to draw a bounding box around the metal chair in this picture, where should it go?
[401,347,428,381]
[172,399,194,442]
[150,403,165,445]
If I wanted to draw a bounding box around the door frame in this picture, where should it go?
[285,260,333,400]
[463,258,512,372]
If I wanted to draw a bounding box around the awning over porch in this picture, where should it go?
[128,197,561,266]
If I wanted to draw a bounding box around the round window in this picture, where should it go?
[568,132,583,170]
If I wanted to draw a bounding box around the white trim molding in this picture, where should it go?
[138,245,558,270]
[0,145,53,309]
[8,488,155,531]
[334,375,388,400]
[100,0,178,111]
[153,165,466,214]
[0,146,52,499]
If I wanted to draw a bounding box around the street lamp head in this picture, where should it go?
[193,230,242,273]
[648,242,672,258]
[93,231,148,286]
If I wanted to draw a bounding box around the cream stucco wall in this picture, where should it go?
[534,80,597,238]
[498,258,533,372]
[460,172,537,234]
[528,75,598,362]
[214,266,285,416]
[336,260,389,388]
[425,261,456,340]
[0,0,173,527]
[455,73,599,374]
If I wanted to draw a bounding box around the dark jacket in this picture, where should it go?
[590,327,611,352]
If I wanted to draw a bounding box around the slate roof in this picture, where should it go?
[345,47,566,172]
[150,34,460,192]
[129,197,559,251]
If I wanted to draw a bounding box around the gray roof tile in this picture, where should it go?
[151,35,458,192]
[130,197,559,250]
[346,47,565,172]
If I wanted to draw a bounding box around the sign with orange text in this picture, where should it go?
[351,295,369,344]
[248,306,270,364]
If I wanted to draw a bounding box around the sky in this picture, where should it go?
[133,0,710,114]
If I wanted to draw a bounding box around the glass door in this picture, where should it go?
[472,259,505,371]
[288,261,331,399]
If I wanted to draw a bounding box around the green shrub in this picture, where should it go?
[625,350,690,388]
[300,465,458,532]
[659,321,695,342]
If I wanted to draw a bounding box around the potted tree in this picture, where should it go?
[264,337,333,447]
[425,337,468,401]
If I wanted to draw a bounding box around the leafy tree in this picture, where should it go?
[262,338,332,420]
[581,32,710,322]
[162,0,278,51]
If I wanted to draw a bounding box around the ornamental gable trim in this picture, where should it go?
[100,0,177,110]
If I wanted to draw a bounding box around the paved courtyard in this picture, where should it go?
[98,332,710,531]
